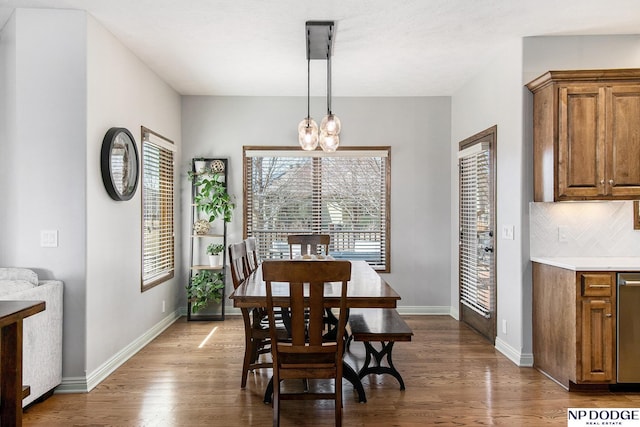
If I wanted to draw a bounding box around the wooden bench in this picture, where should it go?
[348,308,413,390]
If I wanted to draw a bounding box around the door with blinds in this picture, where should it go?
[458,126,496,343]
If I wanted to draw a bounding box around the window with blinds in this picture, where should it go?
[458,142,494,317]
[244,147,390,272]
[141,128,176,291]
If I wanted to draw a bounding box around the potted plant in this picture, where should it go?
[206,243,224,267]
[192,172,235,223]
[193,158,207,174]
[186,270,225,313]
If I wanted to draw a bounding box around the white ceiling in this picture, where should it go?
[2,0,640,96]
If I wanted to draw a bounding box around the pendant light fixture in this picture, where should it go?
[299,21,341,152]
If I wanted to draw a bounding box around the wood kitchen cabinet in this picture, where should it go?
[527,69,640,201]
[532,263,616,389]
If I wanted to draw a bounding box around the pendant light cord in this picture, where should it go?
[326,29,332,115]
[306,28,312,124]
[307,56,311,122]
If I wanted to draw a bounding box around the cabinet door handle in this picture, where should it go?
[600,179,605,185]
[605,313,612,318]
[589,284,611,288]
[608,179,614,185]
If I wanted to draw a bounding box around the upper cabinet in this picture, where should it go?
[527,69,640,201]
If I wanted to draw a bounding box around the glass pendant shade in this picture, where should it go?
[298,117,319,150]
[319,130,339,152]
[320,113,341,135]
[298,117,318,135]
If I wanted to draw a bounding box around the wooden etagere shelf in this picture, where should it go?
[187,157,229,321]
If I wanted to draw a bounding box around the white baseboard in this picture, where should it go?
[449,305,459,320]
[495,336,534,367]
[55,310,182,394]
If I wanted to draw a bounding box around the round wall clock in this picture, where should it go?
[100,127,139,201]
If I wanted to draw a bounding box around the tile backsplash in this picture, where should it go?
[530,201,640,257]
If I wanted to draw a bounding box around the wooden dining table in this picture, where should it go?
[229,260,401,403]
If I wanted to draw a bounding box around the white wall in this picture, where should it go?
[0,8,89,379]
[1,9,182,390]
[85,15,182,379]
[0,12,16,263]
[523,35,640,84]
[181,96,452,313]
[451,39,531,364]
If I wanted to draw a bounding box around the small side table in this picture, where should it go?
[0,300,45,426]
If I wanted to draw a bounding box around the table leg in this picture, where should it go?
[263,378,273,404]
[343,361,367,403]
[1,320,23,426]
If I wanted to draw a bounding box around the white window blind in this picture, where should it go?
[459,143,494,317]
[244,147,390,272]
[142,129,176,290]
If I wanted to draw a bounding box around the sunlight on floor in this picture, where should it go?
[198,326,218,348]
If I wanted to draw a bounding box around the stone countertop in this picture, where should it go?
[531,256,640,271]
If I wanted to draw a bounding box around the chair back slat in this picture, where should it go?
[289,285,306,345]
[307,282,326,346]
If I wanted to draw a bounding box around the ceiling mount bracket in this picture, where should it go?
[305,21,335,60]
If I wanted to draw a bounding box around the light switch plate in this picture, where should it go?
[41,230,58,248]
[501,225,514,240]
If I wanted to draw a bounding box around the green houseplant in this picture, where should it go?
[191,172,235,223]
[186,270,225,313]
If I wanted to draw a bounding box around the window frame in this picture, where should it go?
[141,126,176,292]
[243,146,391,272]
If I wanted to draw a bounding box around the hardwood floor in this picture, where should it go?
[23,316,640,426]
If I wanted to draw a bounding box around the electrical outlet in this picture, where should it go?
[502,319,507,335]
[558,225,569,243]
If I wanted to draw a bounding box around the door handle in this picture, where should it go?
[621,281,640,286]
[484,246,494,253]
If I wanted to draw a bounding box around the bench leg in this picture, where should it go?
[357,341,406,390]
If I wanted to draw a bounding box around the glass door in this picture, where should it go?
[458,126,496,343]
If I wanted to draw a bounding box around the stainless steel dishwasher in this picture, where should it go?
[617,273,640,383]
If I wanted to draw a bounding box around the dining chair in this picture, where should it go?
[287,234,330,258]
[229,241,284,388]
[262,259,352,427]
[244,236,259,273]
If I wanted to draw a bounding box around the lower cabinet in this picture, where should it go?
[533,263,616,389]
